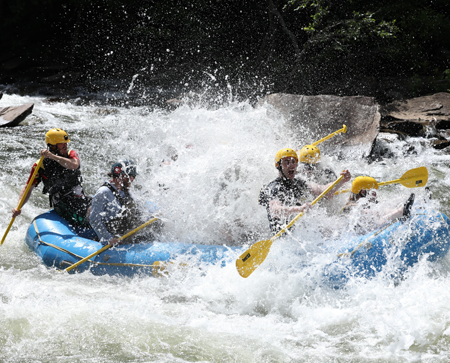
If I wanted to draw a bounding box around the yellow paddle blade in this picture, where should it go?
[378,166,428,188]
[334,167,428,195]
[236,239,273,278]
[152,261,170,277]
[152,261,188,277]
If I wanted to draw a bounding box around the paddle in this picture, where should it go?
[64,217,158,273]
[334,167,428,195]
[312,125,347,146]
[236,175,344,278]
[152,260,188,277]
[1,155,45,246]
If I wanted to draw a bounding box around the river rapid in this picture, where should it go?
[1,92,450,362]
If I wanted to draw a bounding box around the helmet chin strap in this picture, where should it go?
[277,164,290,181]
[48,144,58,154]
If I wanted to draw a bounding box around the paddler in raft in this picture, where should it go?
[11,128,91,227]
[89,160,163,246]
[342,176,415,234]
[259,148,351,233]
[297,144,337,184]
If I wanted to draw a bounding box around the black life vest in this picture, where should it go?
[259,177,309,208]
[39,154,83,199]
[259,177,311,232]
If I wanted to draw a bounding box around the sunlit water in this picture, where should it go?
[1,92,450,362]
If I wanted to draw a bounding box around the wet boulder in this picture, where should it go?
[259,94,380,159]
[0,103,34,127]
[380,92,450,140]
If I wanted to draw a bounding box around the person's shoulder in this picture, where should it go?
[259,178,281,205]
[94,183,114,196]
[68,149,80,160]
[261,177,283,192]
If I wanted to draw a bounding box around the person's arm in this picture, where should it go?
[40,149,80,170]
[377,207,403,226]
[308,169,351,199]
[269,199,312,219]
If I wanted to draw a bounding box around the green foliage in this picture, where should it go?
[286,0,398,51]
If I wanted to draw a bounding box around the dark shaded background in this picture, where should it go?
[2,0,450,104]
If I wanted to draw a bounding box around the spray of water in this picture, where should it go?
[1,93,450,361]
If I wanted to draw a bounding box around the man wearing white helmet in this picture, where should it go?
[259,148,351,232]
[12,128,90,226]
[89,160,162,246]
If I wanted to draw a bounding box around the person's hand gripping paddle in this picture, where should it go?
[236,175,344,278]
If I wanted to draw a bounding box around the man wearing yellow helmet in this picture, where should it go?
[298,145,337,184]
[342,176,379,214]
[342,176,415,234]
[12,128,91,226]
[259,148,351,232]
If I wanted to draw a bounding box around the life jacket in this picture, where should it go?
[259,177,311,232]
[39,152,83,204]
[102,182,139,238]
[259,177,309,208]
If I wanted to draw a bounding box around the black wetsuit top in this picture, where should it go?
[259,177,311,232]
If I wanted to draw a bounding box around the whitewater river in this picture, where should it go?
[1,91,450,362]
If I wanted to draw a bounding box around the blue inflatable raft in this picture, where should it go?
[25,210,242,276]
[25,209,450,284]
[321,209,450,288]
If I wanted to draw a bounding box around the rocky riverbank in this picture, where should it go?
[2,56,450,159]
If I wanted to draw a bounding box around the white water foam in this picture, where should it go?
[1,93,450,362]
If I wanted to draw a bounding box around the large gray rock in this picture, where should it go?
[0,103,34,127]
[381,92,450,121]
[260,94,380,159]
[380,93,450,138]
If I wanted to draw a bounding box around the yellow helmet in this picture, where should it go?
[275,148,298,167]
[351,176,378,194]
[299,145,321,164]
[45,128,70,145]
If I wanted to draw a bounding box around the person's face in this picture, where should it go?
[360,189,377,202]
[367,189,377,202]
[302,163,315,173]
[53,142,68,155]
[120,174,135,189]
[280,157,298,179]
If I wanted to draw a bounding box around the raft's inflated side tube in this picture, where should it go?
[25,210,243,276]
[26,210,450,282]
[323,211,450,288]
